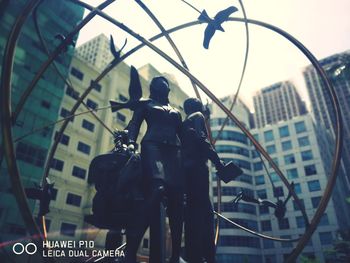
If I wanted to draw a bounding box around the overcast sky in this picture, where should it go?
[76,0,350,110]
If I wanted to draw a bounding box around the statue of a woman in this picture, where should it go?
[125,76,184,263]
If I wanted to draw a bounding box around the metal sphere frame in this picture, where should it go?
[0,0,343,262]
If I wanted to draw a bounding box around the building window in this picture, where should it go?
[50,158,64,171]
[66,86,80,100]
[91,80,102,92]
[255,175,265,185]
[319,232,333,245]
[298,136,310,147]
[273,186,284,197]
[279,125,290,138]
[256,189,267,199]
[293,199,305,211]
[296,216,305,228]
[269,157,279,168]
[261,220,272,231]
[265,255,276,263]
[70,67,84,80]
[308,180,321,192]
[294,183,302,194]
[270,172,280,182]
[263,240,274,249]
[266,145,276,154]
[60,222,77,237]
[51,188,58,200]
[16,142,47,167]
[66,193,82,207]
[284,154,296,165]
[278,218,290,230]
[311,196,321,208]
[319,213,329,226]
[301,150,313,161]
[60,108,74,122]
[77,142,91,155]
[264,130,274,142]
[259,205,269,214]
[281,140,292,151]
[82,119,95,132]
[55,132,70,146]
[295,121,306,133]
[41,100,51,109]
[142,238,149,249]
[287,168,298,179]
[281,235,292,247]
[86,99,98,110]
[253,162,263,171]
[117,112,126,123]
[304,164,317,176]
[72,166,87,180]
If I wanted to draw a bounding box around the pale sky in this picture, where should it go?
[76,0,350,110]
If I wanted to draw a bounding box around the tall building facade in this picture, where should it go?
[253,81,307,128]
[303,50,350,176]
[210,95,350,263]
[210,97,262,263]
[75,34,115,70]
[0,0,84,244]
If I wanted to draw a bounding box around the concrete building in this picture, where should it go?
[75,33,115,70]
[0,0,84,246]
[303,50,350,177]
[250,114,350,263]
[210,95,350,263]
[253,81,307,128]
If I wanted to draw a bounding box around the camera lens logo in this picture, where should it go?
[12,243,37,255]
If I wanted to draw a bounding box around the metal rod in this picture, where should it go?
[0,1,53,262]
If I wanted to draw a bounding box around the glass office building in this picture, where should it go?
[0,0,84,242]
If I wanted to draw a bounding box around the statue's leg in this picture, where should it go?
[167,186,184,263]
[202,200,216,263]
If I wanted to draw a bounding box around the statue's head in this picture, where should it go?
[149,76,170,104]
[184,97,203,115]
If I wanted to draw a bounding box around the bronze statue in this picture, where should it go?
[125,76,184,263]
[181,98,223,263]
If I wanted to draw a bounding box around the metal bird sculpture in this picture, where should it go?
[232,182,295,220]
[25,178,55,216]
[54,33,75,52]
[110,65,148,112]
[110,35,127,62]
[198,6,238,49]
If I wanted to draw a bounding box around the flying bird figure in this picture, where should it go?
[25,178,55,216]
[110,65,148,112]
[110,35,127,62]
[198,6,238,49]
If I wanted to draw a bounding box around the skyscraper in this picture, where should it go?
[75,34,115,70]
[210,93,350,262]
[253,81,307,128]
[303,50,350,176]
[0,0,84,243]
